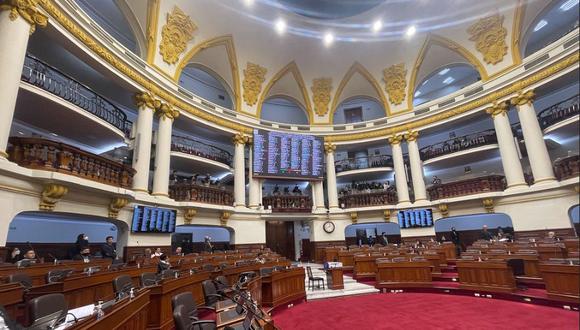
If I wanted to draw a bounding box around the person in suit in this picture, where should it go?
[204,236,213,253]
[74,233,89,256]
[380,232,389,246]
[100,236,117,260]
[73,248,91,263]
[451,227,461,256]
[15,249,37,266]
[157,254,171,274]
[174,247,183,256]
[151,248,162,258]
[480,225,493,241]
[7,247,21,263]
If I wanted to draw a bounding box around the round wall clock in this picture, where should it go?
[323,221,335,234]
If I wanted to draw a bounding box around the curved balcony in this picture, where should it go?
[263,195,313,213]
[539,95,579,132]
[171,135,232,166]
[21,54,132,137]
[169,183,233,206]
[420,129,498,163]
[7,137,135,188]
[554,155,579,181]
[339,190,397,209]
[427,175,506,201]
[335,155,393,174]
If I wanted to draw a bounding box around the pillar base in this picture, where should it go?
[532,177,557,185]
[412,199,431,207]
[505,182,529,192]
[396,201,413,208]
[0,150,8,159]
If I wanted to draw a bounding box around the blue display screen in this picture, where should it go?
[397,209,434,228]
[131,205,176,233]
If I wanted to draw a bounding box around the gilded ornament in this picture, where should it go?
[382,63,407,105]
[183,208,197,224]
[404,131,419,142]
[467,14,508,65]
[350,212,358,224]
[39,183,68,211]
[323,143,336,154]
[220,211,231,226]
[0,0,47,33]
[510,90,535,107]
[159,6,196,65]
[232,133,249,145]
[156,102,179,120]
[311,78,332,116]
[109,197,129,219]
[242,62,267,106]
[383,209,391,222]
[387,135,403,145]
[485,101,509,118]
[438,203,449,217]
[482,198,494,213]
[134,91,161,110]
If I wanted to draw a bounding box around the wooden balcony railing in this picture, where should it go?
[171,135,232,166]
[169,183,233,206]
[335,155,393,173]
[339,190,398,209]
[427,175,506,200]
[420,129,497,161]
[263,195,312,213]
[8,137,135,188]
[554,155,579,181]
[538,95,579,130]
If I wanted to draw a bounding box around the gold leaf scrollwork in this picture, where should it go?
[382,63,407,105]
[467,14,508,65]
[109,197,129,219]
[383,209,391,222]
[482,198,494,213]
[323,143,336,154]
[134,91,161,110]
[485,101,509,118]
[404,130,419,142]
[159,6,196,65]
[438,203,449,217]
[232,133,249,146]
[387,134,403,145]
[510,90,535,107]
[183,208,197,224]
[39,183,68,211]
[220,211,231,226]
[156,102,180,120]
[0,0,48,34]
[311,78,332,116]
[242,62,267,106]
[350,212,358,224]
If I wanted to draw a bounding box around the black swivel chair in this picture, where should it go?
[8,272,32,290]
[171,292,215,322]
[259,267,273,276]
[47,269,73,283]
[202,280,223,307]
[214,275,229,293]
[306,266,325,290]
[27,293,68,329]
[162,269,178,279]
[173,304,216,330]
[113,274,134,298]
[140,272,158,287]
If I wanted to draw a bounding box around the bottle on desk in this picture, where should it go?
[94,301,104,320]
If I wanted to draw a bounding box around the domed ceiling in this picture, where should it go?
[275,0,385,20]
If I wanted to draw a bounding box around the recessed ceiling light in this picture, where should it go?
[405,25,417,37]
[275,18,286,34]
[443,77,455,84]
[414,91,422,97]
[50,132,59,137]
[534,19,548,32]
[421,79,429,86]
[17,131,24,135]
[323,32,334,46]
[560,0,578,11]
[372,20,383,33]
[438,68,450,75]
[242,0,254,7]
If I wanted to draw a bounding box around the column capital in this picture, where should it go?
[134,91,161,110]
[156,102,179,120]
[387,134,403,145]
[403,130,419,142]
[510,90,535,107]
[485,101,509,118]
[324,143,336,154]
[233,133,249,145]
[0,0,48,34]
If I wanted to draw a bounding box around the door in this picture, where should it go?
[266,221,295,260]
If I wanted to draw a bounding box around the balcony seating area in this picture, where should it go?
[171,135,233,166]
[8,137,135,188]
[427,175,506,200]
[169,183,233,206]
[339,190,397,208]
[335,155,393,173]
[420,129,497,161]
[21,55,132,136]
[539,95,579,130]
[263,195,313,213]
[554,155,579,181]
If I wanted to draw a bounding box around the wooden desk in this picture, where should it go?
[538,263,579,303]
[146,272,209,330]
[353,254,382,279]
[421,254,442,275]
[456,260,516,293]
[324,247,341,263]
[261,267,305,308]
[220,261,291,285]
[337,251,355,271]
[325,267,344,290]
[0,259,112,286]
[0,283,24,321]
[534,246,567,261]
[487,253,541,278]
[435,243,456,263]
[376,260,432,289]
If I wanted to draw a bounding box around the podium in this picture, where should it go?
[325,267,344,290]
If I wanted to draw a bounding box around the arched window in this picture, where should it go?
[178,65,234,109]
[261,96,309,125]
[333,97,384,125]
[522,0,579,57]
[414,64,480,106]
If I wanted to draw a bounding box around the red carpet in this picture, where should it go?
[272,293,579,330]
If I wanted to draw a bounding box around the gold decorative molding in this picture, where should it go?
[382,63,407,105]
[145,0,160,64]
[485,101,509,118]
[183,208,197,224]
[482,198,494,213]
[109,197,129,219]
[510,90,535,107]
[0,150,8,158]
[311,78,332,117]
[220,211,231,226]
[39,183,68,211]
[404,131,419,142]
[324,143,336,154]
[0,0,47,34]
[156,102,179,120]
[232,133,249,146]
[511,0,525,66]
[438,203,449,217]
[159,6,196,65]
[387,135,403,145]
[350,212,358,224]
[383,209,391,222]
[468,14,508,65]
[242,62,267,107]
[134,91,161,110]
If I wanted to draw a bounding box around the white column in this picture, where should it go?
[248,146,260,208]
[132,92,158,192]
[233,134,248,208]
[486,102,527,189]
[388,135,411,204]
[511,90,556,184]
[324,143,339,210]
[0,5,47,159]
[404,131,427,202]
[313,181,325,210]
[152,103,178,196]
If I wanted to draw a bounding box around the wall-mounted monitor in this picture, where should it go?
[398,209,434,229]
[252,129,324,180]
[131,205,176,233]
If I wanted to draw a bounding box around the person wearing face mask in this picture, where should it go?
[73,248,92,263]
[75,233,90,257]
[7,247,21,263]
[157,254,171,274]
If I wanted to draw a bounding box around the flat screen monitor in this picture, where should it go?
[397,209,434,229]
[252,129,324,180]
[131,205,177,233]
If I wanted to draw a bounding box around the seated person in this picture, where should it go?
[157,254,171,274]
[100,236,117,260]
[480,225,493,241]
[547,231,560,241]
[283,186,290,195]
[151,247,162,258]
[254,253,266,264]
[273,184,280,195]
[292,185,302,195]
[174,247,183,256]
[7,247,21,263]
[73,248,91,263]
[16,249,37,266]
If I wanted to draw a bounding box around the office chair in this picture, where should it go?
[112,274,134,298]
[8,272,32,290]
[140,272,158,287]
[47,269,73,283]
[27,293,68,329]
[173,304,216,330]
[306,266,325,290]
[171,292,215,322]
[162,269,178,279]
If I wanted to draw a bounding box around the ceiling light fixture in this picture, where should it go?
[533,19,548,32]
[372,20,383,33]
[323,32,334,46]
[443,77,455,84]
[438,68,450,75]
[275,18,286,34]
[560,0,578,11]
[405,25,417,38]
[50,132,59,137]
[414,91,422,97]
[421,79,429,86]
[242,0,254,7]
